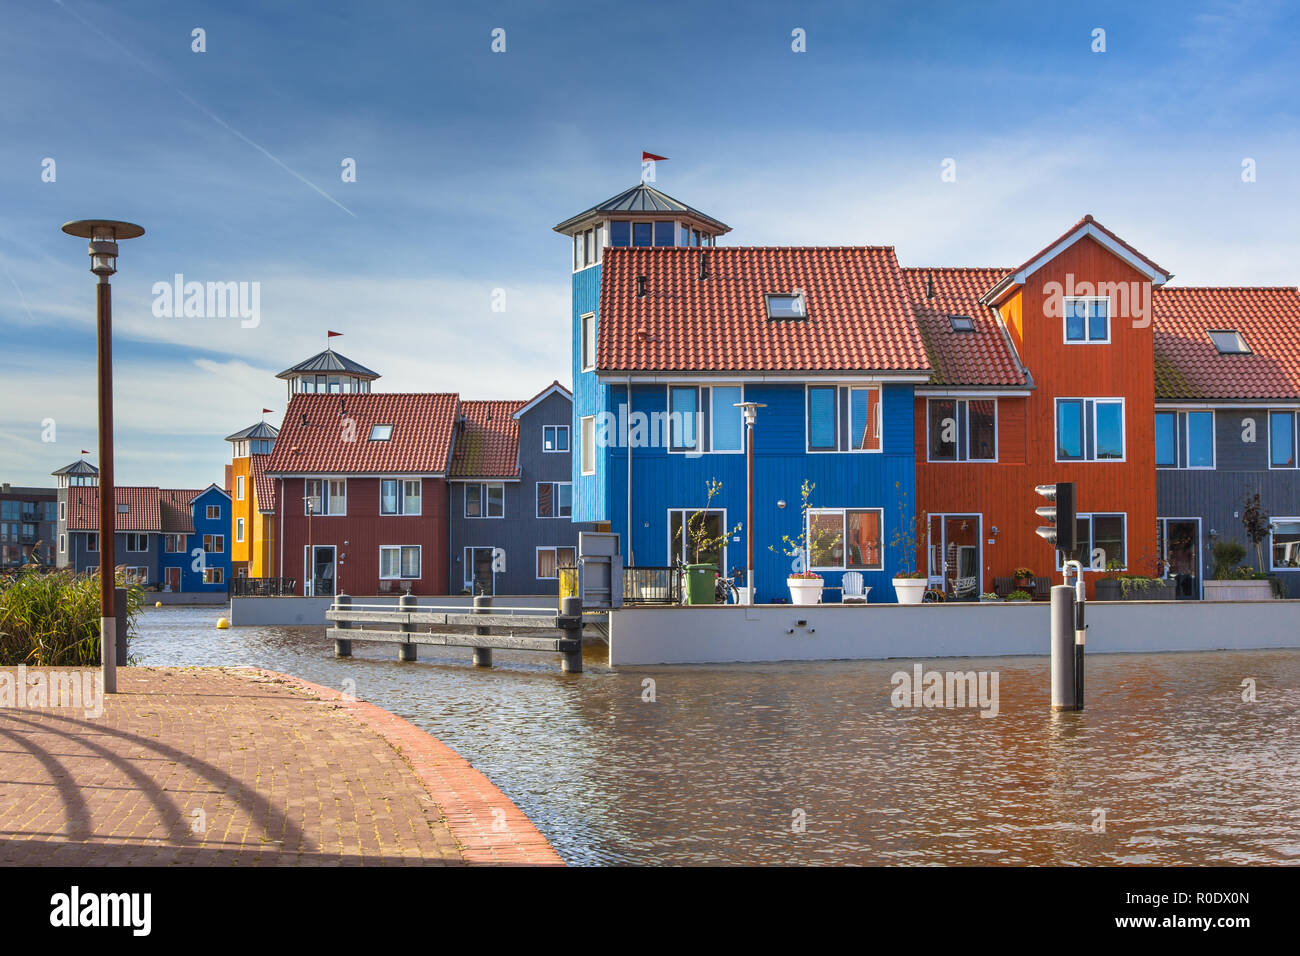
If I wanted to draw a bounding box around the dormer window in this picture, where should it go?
[370,424,393,441]
[766,292,807,320]
[948,315,975,332]
[1208,329,1250,354]
[1064,296,1109,343]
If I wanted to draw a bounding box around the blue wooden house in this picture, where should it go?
[554,185,931,602]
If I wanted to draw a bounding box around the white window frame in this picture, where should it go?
[206,504,221,520]
[203,567,224,585]
[665,384,747,456]
[369,424,393,441]
[1269,517,1300,571]
[125,533,148,553]
[464,482,505,519]
[236,517,245,543]
[581,313,597,372]
[1054,397,1126,463]
[1155,409,1216,470]
[543,424,570,454]
[380,478,422,516]
[1268,410,1298,470]
[379,544,422,580]
[235,475,245,500]
[580,416,596,475]
[536,545,577,580]
[304,479,347,516]
[58,533,65,553]
[1062,295,1111,344]
[86,532,98,552]
[123,567,148,585]
[203,534,225,554]
[805,384,883,454]
[804,508,886,572]
[58,501,65,521]
[1056,513,1128,572]
[925,398,999,463]
[463,546,500,594]
[667,508,730,571]
[536,481,572,519]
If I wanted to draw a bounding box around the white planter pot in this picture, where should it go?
[787,578,824,605]
[1203,579,1274,602]
[893,578,927,605]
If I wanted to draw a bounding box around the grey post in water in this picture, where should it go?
[560,595,583,674]
[334,593,352,657]
[114,587,129,666]
[1050,585,1078,711]
[472,594,492,667]
[398,592,417,661]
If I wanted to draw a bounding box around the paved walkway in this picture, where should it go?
[0,667,562,866]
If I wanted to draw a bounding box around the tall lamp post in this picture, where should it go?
[62,219,145,694]
[734,402,766,605]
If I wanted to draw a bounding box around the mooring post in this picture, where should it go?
[560,595,583,674]
[398,592,417,662]
[334,593,352,658]
[1073,572,1086,710]
[114,587,129,666]
[472,594,492,667]
[1050,584,1077,711]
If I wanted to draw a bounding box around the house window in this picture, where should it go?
[765,292,807,319]
[370,424,393,441]
[711,386,743,452]
[1208,330,1250,354]
[654,221,674,246]
[117,502,129,514]
[580,416,596,475]
[537,546,577,579]
[665,385,745,454]
[1270,519,1300,570]
[1269,411,1297,468]
[163,534,184,553]
[86,533,98,552]
[926,399,997,462]
[236,476,245,500]
[203,568,224,585]
[380,479,421,515]
[123,567,148,585]
[1155,411,1215,469]
[465,483,505,518]
[610,221,631,247]
[206,505,221,520]
[464,546,499,594]
[948,315,975,332]
[1056,398,1125,461]
[632,222,653,247]
[236,518,245,542]
[304,479,346,515]
[379,545,421,579]
[203,535,225,554]
[807,385,881,452]
[543,425,570,453]
[1063,297,1109,343]
[125,534,148,553]
[668,509,728,571]
[58,501,65,521]
[581,313,597,372]
[806,509,884,571]
[1057,513,1127,571]
[58,533,65,553]
[251,439,275,455]
[669,386,700,451]
[537,482,572,518]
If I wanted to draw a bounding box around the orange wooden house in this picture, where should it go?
[909,216,1172,598]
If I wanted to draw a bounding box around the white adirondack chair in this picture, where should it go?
[842,571,871,604]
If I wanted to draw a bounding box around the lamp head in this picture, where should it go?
[61,220,145,280]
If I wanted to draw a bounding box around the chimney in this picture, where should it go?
[636,275,647,297]
[698,252,709,280]
[926,272,935,300]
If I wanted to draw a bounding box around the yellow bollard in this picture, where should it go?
[155,601,162,608]
[216,617,230,629]
[558,566,579,601]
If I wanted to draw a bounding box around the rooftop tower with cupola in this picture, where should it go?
[276,346,380,399]
[553,181,730,524]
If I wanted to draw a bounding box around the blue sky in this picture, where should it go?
[2,0,1299,488]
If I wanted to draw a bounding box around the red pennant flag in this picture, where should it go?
[262,408,273,414]
[80,449,91,455]
[642,151,668,162]
[327,330,342,338]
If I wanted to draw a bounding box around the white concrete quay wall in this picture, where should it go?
[231,594,561,627]
[608,601,1300,666]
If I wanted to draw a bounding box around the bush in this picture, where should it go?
[1007,590,1032,601]
[0,568,142,666]
[1211,540,1247,580]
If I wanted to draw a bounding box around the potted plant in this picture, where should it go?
[770,479,840,605]
[888,482,929,604]
[675,479,742,605]
[1006,590,1032,602]
[979,592,1000,603]
[1204,537,1277,601]
[1012,567,1035,589]
[1094,557,1177,601]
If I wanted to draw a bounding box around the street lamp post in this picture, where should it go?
[734,402,766,605]
[61,220,145,694]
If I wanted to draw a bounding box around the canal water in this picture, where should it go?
[133,606,1300,866]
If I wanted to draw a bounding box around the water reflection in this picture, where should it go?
[134,606,1300,865]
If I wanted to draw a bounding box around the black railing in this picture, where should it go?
[623,566,681,605]
[230,577,297,597]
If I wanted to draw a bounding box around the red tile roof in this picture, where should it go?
[449,400,525,478]
[265,393,461,475]
[990,215,1172,299]
[159,489,201,534]
[1153,286,1300,400]
[68,487,163,532]
[901,267,1027,388]
[250,456,276,513]
[597,246,930,374]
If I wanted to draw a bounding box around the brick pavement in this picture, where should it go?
[0,667,562,866]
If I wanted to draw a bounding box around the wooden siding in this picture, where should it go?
[571,264,609,523]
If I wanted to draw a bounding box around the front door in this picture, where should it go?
[1159,518,1200,599]
[165,567,180,592]
[305,545,336,596]
[928,514,982,599]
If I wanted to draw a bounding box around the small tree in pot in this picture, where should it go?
[770,479,840,605]
[889,481,929,604]
[674,479,742,605]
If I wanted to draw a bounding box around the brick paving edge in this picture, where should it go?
[236,667,565,867]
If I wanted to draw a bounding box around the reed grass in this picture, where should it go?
[0,568,142,666]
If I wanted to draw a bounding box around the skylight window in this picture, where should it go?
[766,291,807,319]
[116,503,129,513]
[1208,330,1250,354]
[369,424,393,441]
[948,315,975,332]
